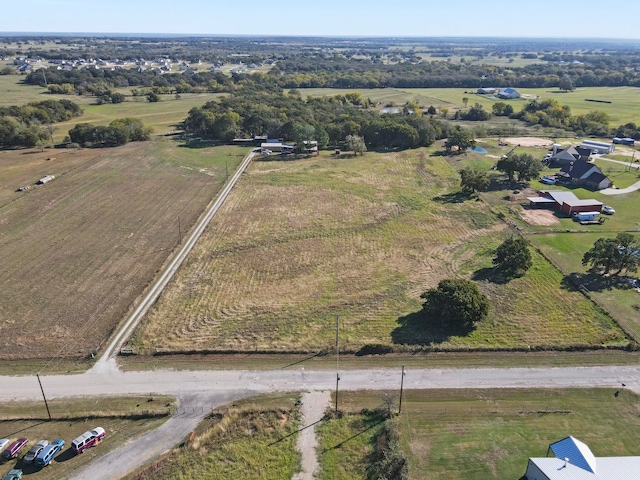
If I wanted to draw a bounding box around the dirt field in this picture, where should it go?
[503,137,554,147]
[132,150,624,354]
[0,140,245,364]
[520,207,560,226]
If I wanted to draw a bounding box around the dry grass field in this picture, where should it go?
[132,149,625,354]
[0,139,246,364]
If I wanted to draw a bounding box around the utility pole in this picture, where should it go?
[335,314,340,413]
[398,365,405,415]
[36,373,52,421]
[629,152,636,172]
[42,68,47,87]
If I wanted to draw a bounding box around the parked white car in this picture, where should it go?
[0,438,9,452]
[602,205,615,215]
[540,176,556,185]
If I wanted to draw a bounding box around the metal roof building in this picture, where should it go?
[525,436,640,480]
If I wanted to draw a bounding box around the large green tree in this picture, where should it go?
[344,134,367,155]
[460,167,489,193]
[496,153,543,182]
[421,278,489,330]
[582,233,640,275]
[493,237,532,275]
[444,126,475,153]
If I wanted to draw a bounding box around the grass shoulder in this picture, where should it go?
[127,394,301,480]
[321,388,640,479]
[0,395,174,480]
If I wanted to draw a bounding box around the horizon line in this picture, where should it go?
[1,32,640,42]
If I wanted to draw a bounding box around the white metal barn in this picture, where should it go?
[525,436,640,480]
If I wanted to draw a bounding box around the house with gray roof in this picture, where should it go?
[558,160,612,190]
[549,146,592,167]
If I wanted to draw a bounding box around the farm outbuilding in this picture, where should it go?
[527,190,603,215]
[497,88,521,99]
[261,142,294,153]
[476,87,496,94]
[613,137,635,146]
[37,174,55,185]
[525,436,640,480]
[579,140,615,154]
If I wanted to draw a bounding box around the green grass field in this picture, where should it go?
[323,388,640,480]
[132,147,626,354]
[300,86,640,125]
[0,75,225,140]
[128,394,301,480]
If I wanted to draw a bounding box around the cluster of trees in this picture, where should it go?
[456,103,491,121]
[0,99,82,147]
[67,118,152,147]
[420,238,532,332]
[495,153,544,182]
[582,233,640,276]
[510,99,610,137]
[182,83,452,149]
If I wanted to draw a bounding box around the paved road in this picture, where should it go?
[597,156,640,195]
[4,365,640,402]
[3,364,640,478]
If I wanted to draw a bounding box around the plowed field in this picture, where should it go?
[0,140,246,363]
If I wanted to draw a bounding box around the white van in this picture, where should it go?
[72,427,105,454]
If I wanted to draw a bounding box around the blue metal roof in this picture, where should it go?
[550,436,597,473]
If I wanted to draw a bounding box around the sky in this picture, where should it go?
[1,0,639,39]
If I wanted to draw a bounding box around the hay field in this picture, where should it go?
[0,140,246,363]
[132,149,625,354]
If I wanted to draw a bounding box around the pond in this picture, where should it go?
[467,146,488,154]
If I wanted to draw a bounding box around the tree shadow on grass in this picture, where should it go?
[561,272,638,293]
[391,310,474,346]
[433,191,472,204]
[472,267,515,285]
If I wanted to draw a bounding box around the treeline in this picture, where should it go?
[24,52,640,97]
[453,98,634,138]
[67,118,152,147]
[0,99,82,147]
[183,84,449,149]
[25,68,235,95]
[271,54,640,89]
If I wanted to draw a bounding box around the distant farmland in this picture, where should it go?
[300,86,640,125]
[0,140,246,363]
[132,149,625,354]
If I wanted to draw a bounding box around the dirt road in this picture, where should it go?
[292,390,331,480]
[93,150,256,372]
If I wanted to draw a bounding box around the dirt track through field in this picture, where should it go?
[292,390,331,480]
